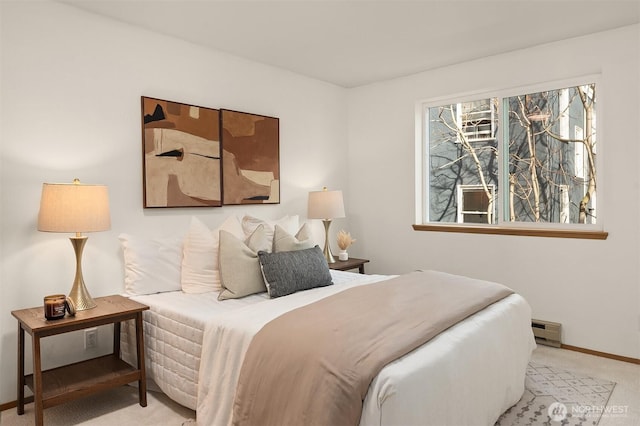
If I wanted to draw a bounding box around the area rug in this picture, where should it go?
[496,361,616,425]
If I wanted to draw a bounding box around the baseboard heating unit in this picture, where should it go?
[531,319,561,347]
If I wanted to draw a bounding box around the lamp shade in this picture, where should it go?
[38,179,111,233]
[308,188,345,220]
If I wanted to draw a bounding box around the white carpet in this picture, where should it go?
[0,386,195,426]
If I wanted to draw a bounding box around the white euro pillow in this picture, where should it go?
[119,233,183,296]
[181,215,245,294]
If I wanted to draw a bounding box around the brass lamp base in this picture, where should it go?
[322,219,336,264]
[68,236,97,310]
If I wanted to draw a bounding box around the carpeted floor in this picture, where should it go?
[1,361,617,426]
[0,386,196,426]
[496,361,616,425]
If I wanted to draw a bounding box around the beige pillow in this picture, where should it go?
[181,216,246,294]
[218,225,271,300]
[273,223,314,252]
[241,215,299,248]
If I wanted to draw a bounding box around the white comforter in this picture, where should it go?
[124,287,271,409]
[196,271,535,426]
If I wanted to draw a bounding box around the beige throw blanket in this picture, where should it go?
[231,270,514,426]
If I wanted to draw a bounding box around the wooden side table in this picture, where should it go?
[12,295,149,426]
[329,257,370,274]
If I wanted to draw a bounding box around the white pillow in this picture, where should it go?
[181,217,219,293]
[119,233,183,296]
[241,214,299,249]
[181,215,246,294]
[217,214,246,240]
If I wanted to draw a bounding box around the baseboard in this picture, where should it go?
[561,344,640,365]
[0,395,33,412]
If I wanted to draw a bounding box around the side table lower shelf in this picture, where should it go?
[24,354,140,409]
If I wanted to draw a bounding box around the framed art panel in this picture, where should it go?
[141,97,222,207]
[220,109,280,205]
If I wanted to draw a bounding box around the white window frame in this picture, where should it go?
[415,74,604,234]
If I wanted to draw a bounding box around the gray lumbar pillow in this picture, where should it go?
[273,223,314,252]
[258,245,333,298]
[219,225,271,300]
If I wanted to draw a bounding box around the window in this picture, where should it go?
[457,185,495,224]
[459,99,495,142]
[418,78,601,236]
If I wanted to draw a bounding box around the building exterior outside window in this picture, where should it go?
[423,81,597,227]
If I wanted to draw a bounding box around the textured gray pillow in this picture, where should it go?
[258,246,333,298]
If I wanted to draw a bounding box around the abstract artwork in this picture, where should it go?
[221,109,280,205]
[141,97,221,207]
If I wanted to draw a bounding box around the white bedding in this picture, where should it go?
[122,270,535,425]
[120,270,366,410]
[121,288,268,408]
[196,270,535,426]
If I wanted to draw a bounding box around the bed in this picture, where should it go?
[119,215,536,425]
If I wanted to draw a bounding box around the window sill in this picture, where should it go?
[412,224,608,240]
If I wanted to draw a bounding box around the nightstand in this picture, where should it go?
[12,295,149,426]
[329,257,370,274]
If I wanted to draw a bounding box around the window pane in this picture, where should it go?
[427,99,498,223]
[463,213,489,224]
[463,189,489,211]
[461,99,494,142]
[505,84,596,224]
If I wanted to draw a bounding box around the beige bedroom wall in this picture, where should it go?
[0,1,348,404]
[347,25,640,360]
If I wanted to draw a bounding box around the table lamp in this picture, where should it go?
[308,187,345,263]
[38,178,111,310]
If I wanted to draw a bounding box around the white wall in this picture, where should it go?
[2,0,639,410]
[347,25,640,359]
[0,1,348,404]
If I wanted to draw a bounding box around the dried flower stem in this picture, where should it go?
[337,230,356,250]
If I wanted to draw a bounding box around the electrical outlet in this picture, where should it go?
[85,328,98,349]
